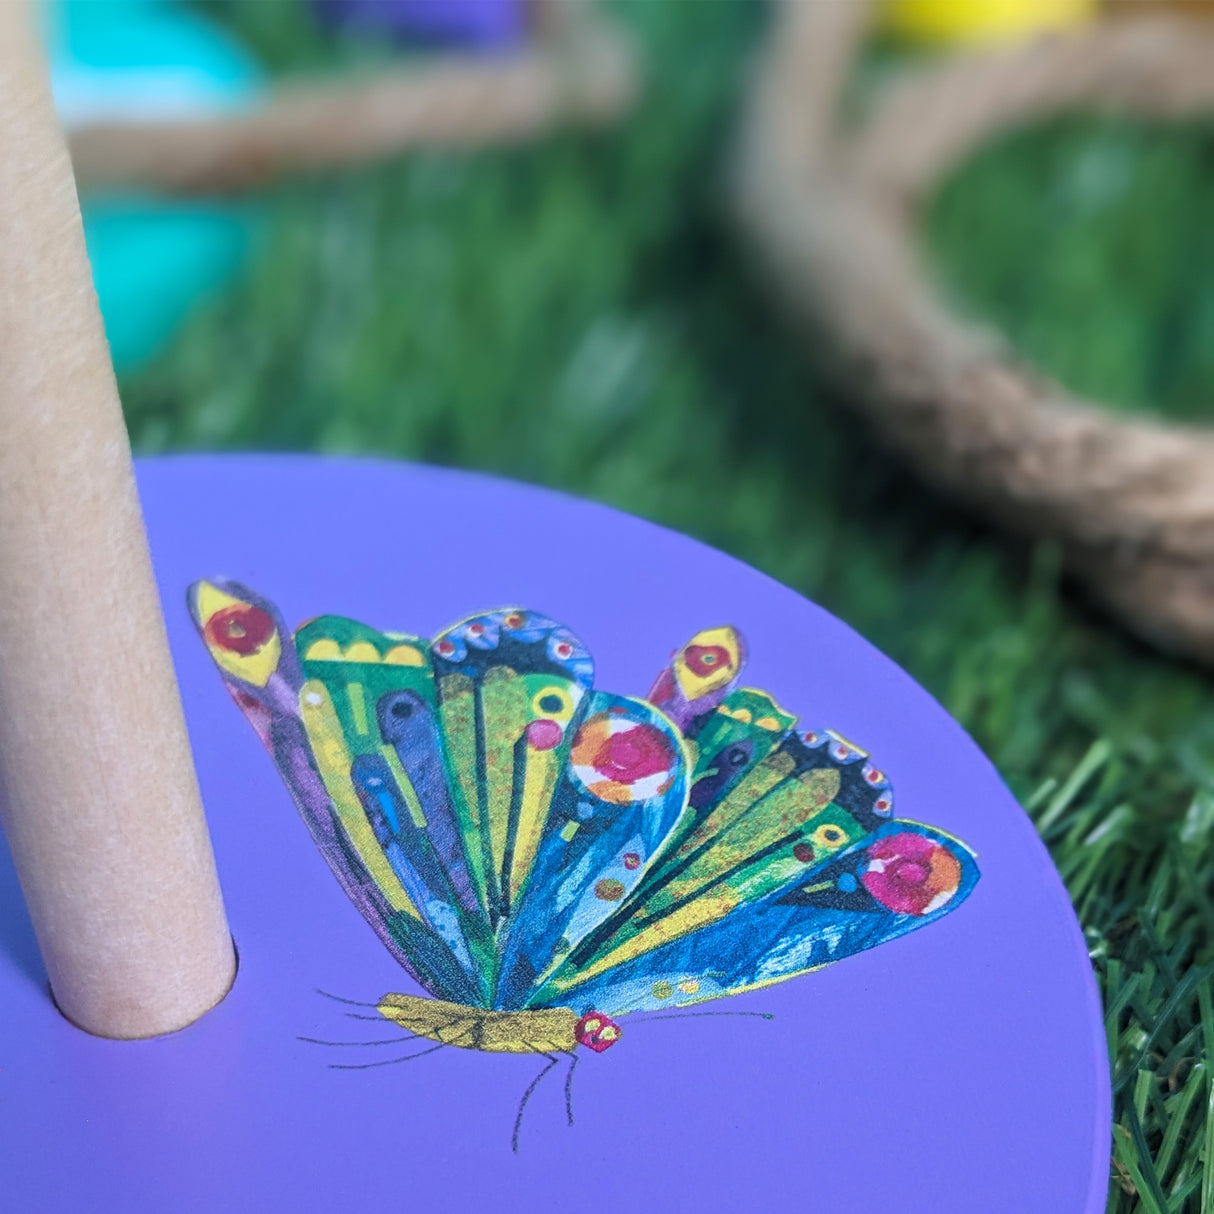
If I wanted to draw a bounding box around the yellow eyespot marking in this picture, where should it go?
[678,978,700,994]
[652,981,674,1000]
[599,1026,619,1042]
[194,580,281,688]
[755,715,781,731]
[531,685,574,721]
[582,1017,602,1033]
[304,638,343,661]
[306,638,424,665]
[813,824,848,849]
[383,644,425,666]
[674,625,742,701]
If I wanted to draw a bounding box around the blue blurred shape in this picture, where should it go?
[46,0,262,371]
[80,199,254,373]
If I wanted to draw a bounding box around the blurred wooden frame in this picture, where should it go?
[733,0,1214,663]
[66,0,637,194]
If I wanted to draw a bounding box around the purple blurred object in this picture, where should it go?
[314,0,526,48]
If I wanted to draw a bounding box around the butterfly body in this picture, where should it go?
[191,581,979,1063]
[377,994,619,1054]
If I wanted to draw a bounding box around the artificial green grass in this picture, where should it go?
[928,115,1214,422]
[126,4,1214,1209]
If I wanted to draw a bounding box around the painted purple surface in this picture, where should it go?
[0,456,1110,1212]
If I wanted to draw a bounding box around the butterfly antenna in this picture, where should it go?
[298,1033,420,1048]
[627,1010,776,1024]
[512,1053,560,1154]
[563,1050,579,1128]
[329,1042,446,1070]
[315,987,382,1010]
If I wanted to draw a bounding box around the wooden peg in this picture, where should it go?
[0,0,235,1038]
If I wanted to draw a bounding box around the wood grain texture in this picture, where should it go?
[0,1,234,1037]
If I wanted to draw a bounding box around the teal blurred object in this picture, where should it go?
[79,198,256,372]
[45,0,262,370]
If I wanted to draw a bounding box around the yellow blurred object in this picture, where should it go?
[879,0,1097,44]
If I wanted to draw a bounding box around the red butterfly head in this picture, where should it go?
[574,1010,621,1053]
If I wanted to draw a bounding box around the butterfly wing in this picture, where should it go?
[542,820,978,1014]
[643,686,799,869]
[428,610,595,930]
[533,675,977,1013]
[494,631,755,1001]
[294,613,498,986]
[195,590,978,1022]
[553,727,865,976]
[493,693,691,1009]
[646,625,746,732]
[190,580,485,1006]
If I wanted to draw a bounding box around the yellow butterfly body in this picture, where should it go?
[378,994,574,1053]
[377,994,619,1054]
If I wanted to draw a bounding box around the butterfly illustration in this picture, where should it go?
[190,580,979,1148]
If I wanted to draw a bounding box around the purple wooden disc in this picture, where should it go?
[0,456,1110,1211]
